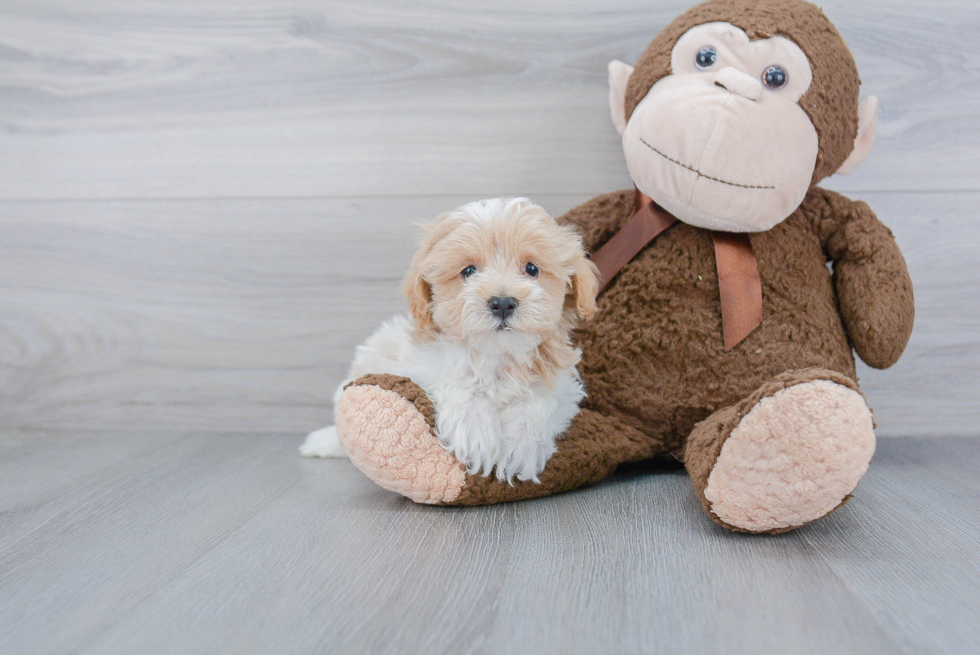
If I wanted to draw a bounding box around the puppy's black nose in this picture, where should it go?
[488,296,518,320]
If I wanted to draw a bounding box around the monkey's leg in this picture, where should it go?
[684,368,876,534]
[335,374,658,505]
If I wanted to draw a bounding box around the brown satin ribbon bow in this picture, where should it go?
[590,190,763,351]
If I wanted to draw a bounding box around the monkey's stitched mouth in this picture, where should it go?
[639,138,775,190]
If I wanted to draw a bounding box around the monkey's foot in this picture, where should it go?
[687,369,876,534]
[335,374,466,504]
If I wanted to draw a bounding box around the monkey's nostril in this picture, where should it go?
[488,296,518,320]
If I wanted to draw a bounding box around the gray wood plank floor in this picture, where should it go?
[1,431,978,655]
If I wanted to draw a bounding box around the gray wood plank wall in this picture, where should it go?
[1,0,978,435]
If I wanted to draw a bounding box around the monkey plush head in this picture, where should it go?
[609,0,878,232]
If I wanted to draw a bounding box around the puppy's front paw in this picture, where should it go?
[435,404,501,478]
[300,425,347,458]
[496,436,555,484]
[494,403,561,483]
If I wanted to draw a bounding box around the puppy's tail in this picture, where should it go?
[299,425,348,458]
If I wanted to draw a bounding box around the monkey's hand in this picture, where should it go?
[821,192,914,369]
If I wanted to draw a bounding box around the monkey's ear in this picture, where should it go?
[608,60,634,136]
[836,96,879,176]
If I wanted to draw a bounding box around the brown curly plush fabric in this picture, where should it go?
[564,186,912,457]
[625,0,861,184]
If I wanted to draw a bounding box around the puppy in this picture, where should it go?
[301,197,599,483]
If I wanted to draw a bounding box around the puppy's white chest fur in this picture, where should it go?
[339,315,584,482]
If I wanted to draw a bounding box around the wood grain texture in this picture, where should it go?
[1,431,978,654]
[2,192,977,436]
[0,0,978,200]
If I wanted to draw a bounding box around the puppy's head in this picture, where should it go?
[404,198,598,355]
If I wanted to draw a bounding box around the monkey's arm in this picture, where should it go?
[556,189,635,253]
[814,189,914,369]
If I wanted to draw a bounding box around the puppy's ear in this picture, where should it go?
[570,250,600,321]
[404,212,452,338]
[403,248,435,335]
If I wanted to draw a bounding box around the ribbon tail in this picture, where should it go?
[713,232,763,351]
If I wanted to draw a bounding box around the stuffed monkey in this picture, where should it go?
[332,0,914,534]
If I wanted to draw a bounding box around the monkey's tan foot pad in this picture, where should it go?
[335,374,466,504]
[704,379,876,533]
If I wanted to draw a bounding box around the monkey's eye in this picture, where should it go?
[524,263,539,277]
[461,265,477,278]
[763,65,789,90]
[695,46,718,70]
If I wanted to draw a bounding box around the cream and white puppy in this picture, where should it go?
[300,197,599,483]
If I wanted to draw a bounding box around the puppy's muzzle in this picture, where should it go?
[488,296,518,321]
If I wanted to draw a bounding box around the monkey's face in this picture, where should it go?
[622,22,820,232]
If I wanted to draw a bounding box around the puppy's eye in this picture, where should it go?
[762,65,788,90]
[695,46,718,70]
[461,265,477,278]
[524,263,539,277]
